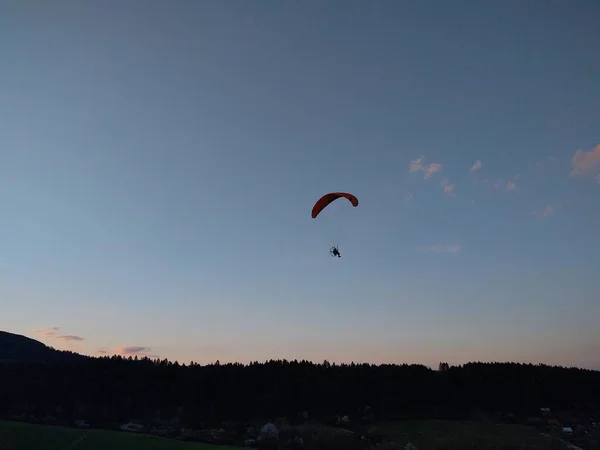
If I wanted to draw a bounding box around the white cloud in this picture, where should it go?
[408,157,443,179]
[470,160,482,172]
[571,144,600,176]
[506,180,516,191]
[424,163,443,179]
[404,193,413,201]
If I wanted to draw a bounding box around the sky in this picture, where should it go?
[1,1,599,370]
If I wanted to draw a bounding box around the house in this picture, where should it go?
[120,423,144,433]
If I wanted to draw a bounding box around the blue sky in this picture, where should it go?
[1,1,599,369]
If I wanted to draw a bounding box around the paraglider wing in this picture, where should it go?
[311,192,359,219]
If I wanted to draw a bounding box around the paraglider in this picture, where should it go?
[311,192,359,219]
[311,192,358,258]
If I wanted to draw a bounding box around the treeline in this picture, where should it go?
[1,356,599,428]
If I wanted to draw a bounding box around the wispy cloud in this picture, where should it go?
[113,346,159,359]
[408,157,443,179]
[409,157,424,173]
[31,327,84,352]
[33,327,84,342]
[404,193,413,201]
[424,163,443,179]
[56,334,84,341]
[534,204,557,219]
[32,327,60,337]
[571,144,600,176]
[97,347,108,355]
[491,178,516,191]
[425,244,461,253]
[440,179,455,195]
[470,160,482,172]
[596,174,600,185]
[116,346,152,356]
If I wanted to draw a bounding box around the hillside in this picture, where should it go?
[0,330,85,363]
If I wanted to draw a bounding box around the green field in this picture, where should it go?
[377,420,567,450]
[0,419,576,450]
[0,421,242,450]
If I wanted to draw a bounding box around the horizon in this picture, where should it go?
[1,2,599,370]
[6,329,598,372]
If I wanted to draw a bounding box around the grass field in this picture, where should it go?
[0,421,242,450]
[377,420,568,450]
[0,419,577,450]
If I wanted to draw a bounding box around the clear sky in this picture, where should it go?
[1,1,599,369]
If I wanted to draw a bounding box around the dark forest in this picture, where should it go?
[2,351,600,429]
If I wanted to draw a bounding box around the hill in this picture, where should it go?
[0,330,86,363]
